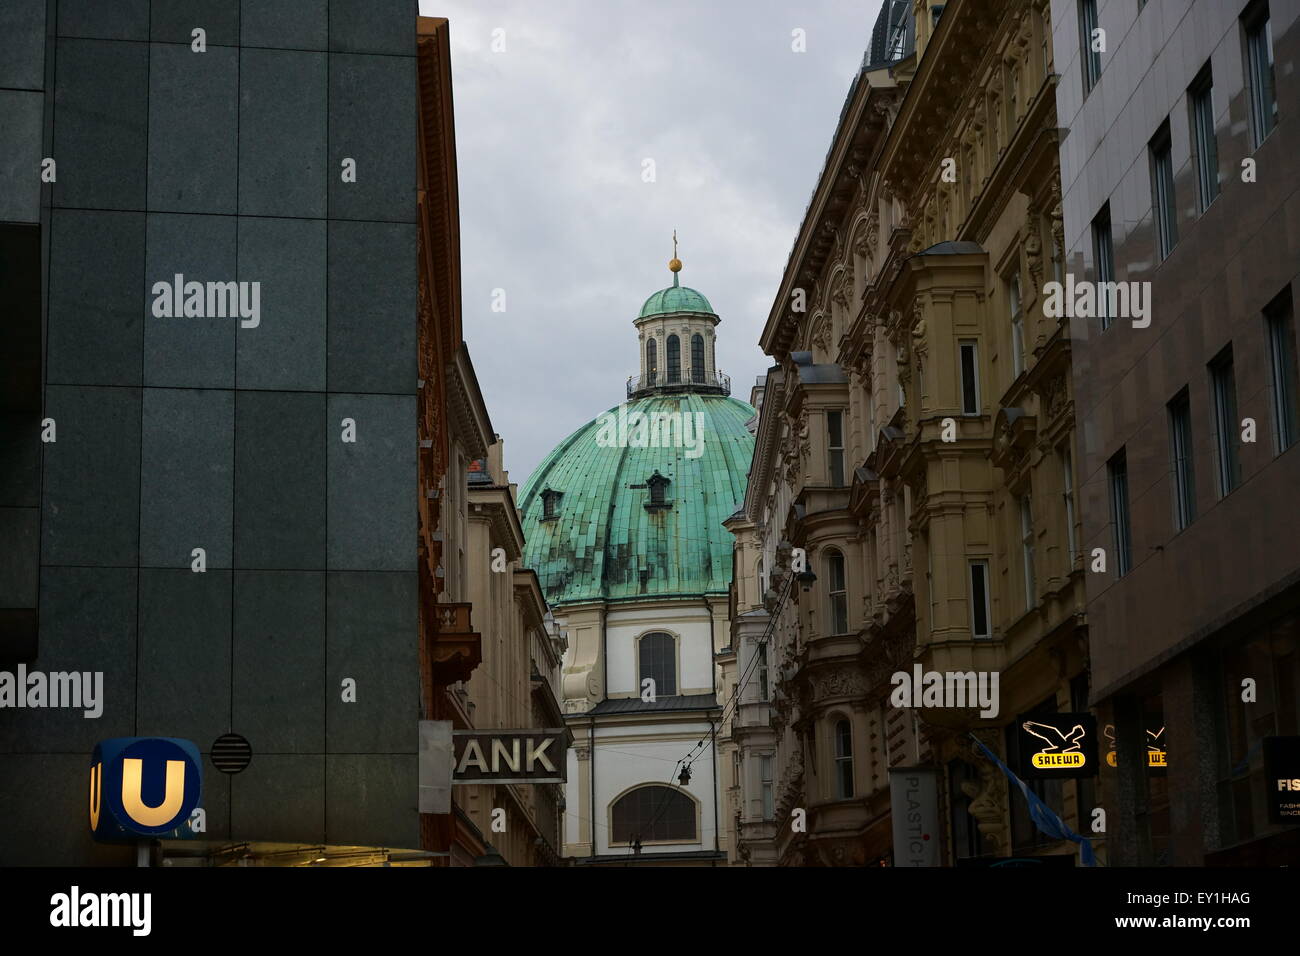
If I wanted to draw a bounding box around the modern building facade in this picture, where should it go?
[0,0,427,867]
[731,0,1095,866]
[1052,0,1300,865]
[520,259,753,865]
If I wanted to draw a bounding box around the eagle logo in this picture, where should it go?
[1023,720,1087,754]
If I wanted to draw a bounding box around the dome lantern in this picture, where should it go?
[629,233,729,399]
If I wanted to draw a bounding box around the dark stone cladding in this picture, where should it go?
[1052,0,1300,863]
[0,0,420,864]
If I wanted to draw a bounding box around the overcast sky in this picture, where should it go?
[418,0,885,483]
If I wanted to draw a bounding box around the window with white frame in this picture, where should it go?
[1061,447,1078,564]
[1020,494,1036,611]
[760,755,774,820]
[1008,273,1025,377]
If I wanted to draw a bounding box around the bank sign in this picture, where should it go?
[452,729,566,785]
[1017,713,1098,779]
[90,737,202,841]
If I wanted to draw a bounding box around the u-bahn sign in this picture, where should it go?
[452,729,566,784]
[89,737,203,841]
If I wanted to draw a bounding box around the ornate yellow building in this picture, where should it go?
[729,0,1095,865]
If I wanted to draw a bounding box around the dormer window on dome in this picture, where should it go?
[540,487,563,521]
[644,470,672,511]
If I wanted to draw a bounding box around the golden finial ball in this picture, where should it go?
[668,258,682,272]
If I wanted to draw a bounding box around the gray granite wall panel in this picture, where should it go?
[47,209,145,386]
[41,386,141,567]
[327,393,416,571]
[236,216,327,390]
[233,390,326,568]
[53,38,148,210]
[239,48,327,219]
[139,387,234,568]
[147,43,238,214]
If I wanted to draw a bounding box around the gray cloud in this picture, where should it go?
[419,0,884,483]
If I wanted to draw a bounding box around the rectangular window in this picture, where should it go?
[1078,0,1102,95]
[1244,1,1277,148]
[1092,204,1115,330]
[760,755,774,821]
[833,722,854,799]
[1061,447,1078,566]
[1020,494,1036,611]
[1189,66,1220,211]
[968,560,991,639]
[828,552,848,635]
[927,539,938,629]
[867,383,878,452]
[1210,347,1241,495]
[1108,448,1132,576]
[1150,120,1178,260]
[1168,390,1197,531]
[758,643,769,701]
[827,410,845,486]
[1008,274,1025,377]
[1266,288,1299,453]
[960,340,980,415]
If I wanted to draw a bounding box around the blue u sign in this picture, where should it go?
[89,738,202,841]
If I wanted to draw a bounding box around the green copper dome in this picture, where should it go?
[520,393,755,606]
[637,281,715,318]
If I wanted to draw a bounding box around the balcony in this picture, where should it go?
[424,601,481,686]
[626,369,731,398]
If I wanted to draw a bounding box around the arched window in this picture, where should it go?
[691,333,705,382]
[639,631,676,696]
[825,549,848,634]
[667,335,681,383]
[834,718,854,799]
[611,784,696,844]
[646,338,657,385]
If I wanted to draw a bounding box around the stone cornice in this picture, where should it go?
[446,343,492,461]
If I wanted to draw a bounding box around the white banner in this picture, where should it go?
[889,767,941,866]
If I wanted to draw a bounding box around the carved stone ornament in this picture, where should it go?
[812,669,866,700]
[1024,203,1043,293]
[812,317,832,355]
[1044,373,1068,420]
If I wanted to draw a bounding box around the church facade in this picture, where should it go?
[519,258,754,864]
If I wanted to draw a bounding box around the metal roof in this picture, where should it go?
[519,392,755,606]
[586,693,719,715]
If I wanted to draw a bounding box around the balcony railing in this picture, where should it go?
[627,369,731,398]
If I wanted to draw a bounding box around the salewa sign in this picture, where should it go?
[452,729,566,784]
[1017,713,1098,780]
